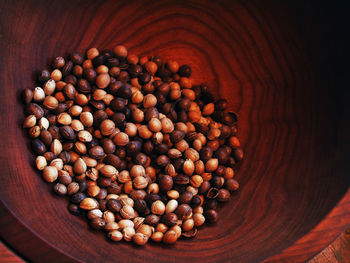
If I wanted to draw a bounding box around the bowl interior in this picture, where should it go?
[0,0,349,262]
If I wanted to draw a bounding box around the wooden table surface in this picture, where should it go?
[1,229,350,263]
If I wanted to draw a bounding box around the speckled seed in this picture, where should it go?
[165,199,178,214]
[80,112,93,127]
[57,112,72,125]
[205,158,219,172]
[167,190,179,199]
[36,156,47,170]
[42,166,58,182]
[182,219,194,231]
[77,130,92,142]
[123,226,135,242]
[80,198,99,210]
[151,232,164,242]
[71,119,84,132]
[51,139,62,156]
[33,87,45,102]
[50,158,64,170]
[23,115,36,128]
[38,117,49,130]
[151,200,165,215]
[73,158,87,175]
[161,117,174,133]
[87,209,103,220]
[133,233,148,245]
[130,165,145,178]
[163,230,178,244]
[120,205,136,219]
[183,159,195,175]
[108,230,123,242]
[170,225,182,239]
[133,217,145,230]
[43,79,56,95]
[105,222,120,232]
[118,219,134,229]
[113,132,129,146]
[103,211,115,223]
[193,213,205,227]
[133,176,148,189]
[99,165,118,178]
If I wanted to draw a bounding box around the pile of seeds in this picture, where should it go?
[21,45,243,245]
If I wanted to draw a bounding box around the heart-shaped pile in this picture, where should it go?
[21,45,243,245]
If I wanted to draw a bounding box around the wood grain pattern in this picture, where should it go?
[308,228,350,263]
[0,242,25,263]
[0,0,349,262]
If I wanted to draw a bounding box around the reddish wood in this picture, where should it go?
[0,0,349,262]
[0,242,25,263]
[308,228,350,263]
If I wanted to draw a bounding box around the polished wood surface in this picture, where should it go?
[308,228,350,263]
[0,0,349,262]
[0,242,25,263]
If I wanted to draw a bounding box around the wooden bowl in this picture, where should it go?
[0,0,349,262]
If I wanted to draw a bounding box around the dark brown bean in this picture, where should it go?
[156,155,170,167]
[211,176,224,189]
[134,199,148,214]
[110,98,126,112]
[107,183,121,195]
[22,89,33,104]
[116,85,132,99]
[205,199,218,210]
[233,148,244,161]
[204,209,218,224]
[31,139,46,155]
[190,196,202,208]
[130,190,147,200]
[104,154,121,168]
[40,130,53,146]
[170,130,185,144]
[102,139,116,154]
[62,61,73,76]
[217,189,230,202]
[144,214,160,226]
[97,177,111,188]
[178,64,192,77]
[175,204,192,220]
[70,192,86,204]
[107,199,122,212]
[59,126,76,140]
[38,69,50,83]
[214,147,229,164]
[178,191,193,204]
[90,218,106,230]
[174,174,189,185]
[26,103,44,118]
[145,193,161,204]
[199,181,211,194]
[225,179,239,192]
[93,110,108,128]
[58,151,71,164]
[159,175,173,192]
[89,146,105,159]
[77,79,92,94]
[200,147,213,163]
[83,68,97,83]
[161,213,178,226]
[68,204,80,215]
